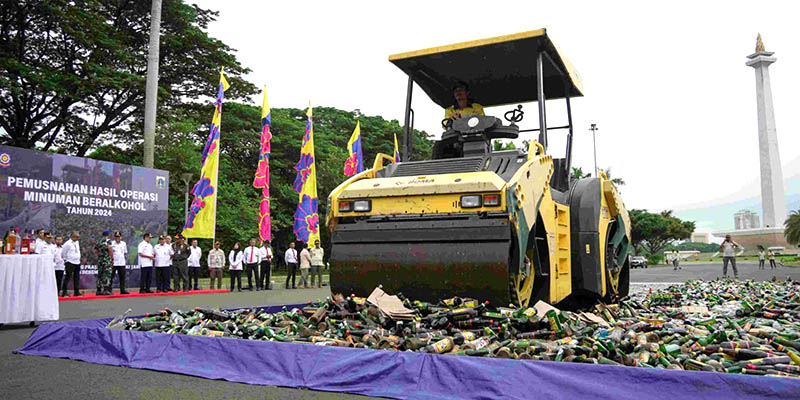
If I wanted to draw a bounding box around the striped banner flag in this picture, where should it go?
[253,86,272,243]
[182,68,229,239]
[292,102,320,244]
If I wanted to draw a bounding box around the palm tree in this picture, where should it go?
[601,167,625,186]
[571,167,591,180]
[784,210,800,245]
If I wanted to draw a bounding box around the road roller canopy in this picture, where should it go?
[388,28,583,109]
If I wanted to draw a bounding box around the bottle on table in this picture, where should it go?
[20,230,32,254]
[4,229,17,254]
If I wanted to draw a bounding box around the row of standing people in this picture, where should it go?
[31,228,324,295]
[30,229,121,297]
[205,239,274,292]
[283,240,325,289]
[211,239,325,291]
[137,234,275,293]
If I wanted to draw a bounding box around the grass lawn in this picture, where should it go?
[193,271,331,288]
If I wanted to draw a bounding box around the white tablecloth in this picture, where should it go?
[0,254,59,324]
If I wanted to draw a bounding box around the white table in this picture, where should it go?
[0,254,59,324]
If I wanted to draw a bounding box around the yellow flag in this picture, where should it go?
[292,102,320,244]
[182,68,228,238]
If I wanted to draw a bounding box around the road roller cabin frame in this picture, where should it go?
[327,29,631,308]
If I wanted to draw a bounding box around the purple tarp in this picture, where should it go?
[13,304,800,400]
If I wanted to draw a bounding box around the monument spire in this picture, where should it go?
[755,33,765,53]
[746,34,786,228]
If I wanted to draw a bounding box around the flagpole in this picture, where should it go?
[211,67,223,245]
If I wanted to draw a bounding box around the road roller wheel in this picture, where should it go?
[509,260,534,307]
[510,214,550,308]
[603,217,629,303]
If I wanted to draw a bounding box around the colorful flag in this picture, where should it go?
[183,68,230,239]
[253,86,272,243]
[292,102,320,244]
[393,133,401,163]
[344,121,364,176]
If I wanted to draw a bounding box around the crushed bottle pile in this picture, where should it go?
[107,279,800,378]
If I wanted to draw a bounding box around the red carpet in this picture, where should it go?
[58,289,229,301]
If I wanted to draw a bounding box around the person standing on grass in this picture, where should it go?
[110,231,129,294]
[258,241,272,291]
[284,242,298,289]
[719,234,742,279]
[228,242,243,292]
[242,239,261,291]
[310,240,324,288]
[208,241,225,290]
[188,239,202,290]
[138,233,155,294]
[299,243,312,289]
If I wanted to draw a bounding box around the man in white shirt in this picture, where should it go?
[164,235,174,291]
[242,239,261,291]
[36,232,55,290]
[228,242,243,292]
[33,228,47,255]
[61,231,83,296]
[258,241,273,290]
[719,234,742,279]
[110,231,130,294]
[188,239,202,290]
[137,233,155,293]
[299,243,311,289]
[52,235,65,296]
[207,241,225,289]
[154,235,174,293]
[284,242,298,289]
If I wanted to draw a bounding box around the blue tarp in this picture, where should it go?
[14,304,800,400]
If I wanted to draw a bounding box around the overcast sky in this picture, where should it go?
[190,0,798,212]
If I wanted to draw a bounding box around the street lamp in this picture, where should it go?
[180,172,193,224]
[589,124,598,177]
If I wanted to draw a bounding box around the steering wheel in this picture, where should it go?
[441,118,454,129]
[504,105,524,124]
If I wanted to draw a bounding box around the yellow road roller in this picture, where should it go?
[327,29,631,307]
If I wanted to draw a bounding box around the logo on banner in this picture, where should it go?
[156,176,166,189]
[0,153,9,168]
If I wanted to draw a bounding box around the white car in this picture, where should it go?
[630,255,648,269]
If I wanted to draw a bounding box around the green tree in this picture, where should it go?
[629,209,695,256]
[90,103,433,261]
[673,242,720,253]
[571,167,591,180]
[784,209,800,245]
[0,0,257,155]
[493,140,516,151]
[600,167,625,186]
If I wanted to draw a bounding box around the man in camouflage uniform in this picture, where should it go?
[171,235,191,292]
[94,230,114,295]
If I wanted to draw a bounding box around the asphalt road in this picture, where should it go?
[1,286,382,400]
[630,261,800,283]
[3,262,797,399]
